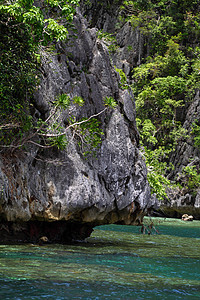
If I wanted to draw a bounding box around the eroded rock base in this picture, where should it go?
[0,221,94,244]
[154,206,200,220]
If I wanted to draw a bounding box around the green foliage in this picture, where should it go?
[104,97,117,109]
[150,16,176,54]
[133,41,189,88]
[53,94,85,110]
[136,118,157,146]
[124,8,157,35]
[143,146,171,201]
[47,131,68,150]
[129,1,200,199]
[97,30,119,53]
[29,93,117,154]
[136,116,172,200]
[187,47,200,92]
[0,15,36,145]
[191,120,200,150]
[182,165,200,194]
[147,171,170,201]
[121,0,200,55]
[35,94,85,150]
[0,0,80,44]
[76,118,104,156]
[35,115,69,150]
[97,30,114,42]
[114,67,128,89]
[133,38,196,151]
[134,58,187,149]
[53,94,71,109]
[0,0,80,149]
[72,96,85,106]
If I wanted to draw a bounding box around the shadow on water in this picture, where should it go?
[0,218,200,299]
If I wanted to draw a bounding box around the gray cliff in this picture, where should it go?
[0,10,155,243]
[160,90,200,218]
[81,1,200,218]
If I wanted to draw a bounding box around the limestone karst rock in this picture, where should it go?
[159,90,200,218]
[0,10,156,243]
[80,1,200,219]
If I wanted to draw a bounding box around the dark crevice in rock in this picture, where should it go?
[97,173,110,193]
[114,196,119,214]
[154,206,200,220]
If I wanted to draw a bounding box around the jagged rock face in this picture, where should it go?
[82,1,200,219]
[159,91,200,218]
[170,91,200,177]
[81,0,148,76]
[80,0,121,32]
[0,10,155,242]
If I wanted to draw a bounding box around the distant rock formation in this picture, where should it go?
[80,1,200,219]
[158,91,200,219]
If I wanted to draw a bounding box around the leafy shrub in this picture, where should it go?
[191,120,200,150]
[143,146,172,201]
[114,67,128,89]
[182,165,200,194]
[0,0,80,149]
[97,30,119,53]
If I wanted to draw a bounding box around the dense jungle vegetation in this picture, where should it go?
[0,0,200,202]
[87,0,200,200]
[0,0,81,148]
[118,0,200,200]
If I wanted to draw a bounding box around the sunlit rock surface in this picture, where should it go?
[81,1,200,219]
[0,10,156,243]
[158,91,200,219]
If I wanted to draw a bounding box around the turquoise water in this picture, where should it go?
[0,217,200,299]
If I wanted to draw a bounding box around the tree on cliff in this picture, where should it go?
[0,0,79,148]
[120,0,200,200]
[0,0,117,152]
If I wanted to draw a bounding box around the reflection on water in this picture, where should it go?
[0,217,200,299]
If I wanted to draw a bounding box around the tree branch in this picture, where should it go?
[38,107,107,138]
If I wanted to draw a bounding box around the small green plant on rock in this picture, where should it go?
[104,96,117,109]
[182,165,200,195]
[191,120,200,150]
[97,30,119,53]
[76,118,104,156]
[114,67,128,90]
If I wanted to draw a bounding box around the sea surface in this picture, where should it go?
[0,217,200,299]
